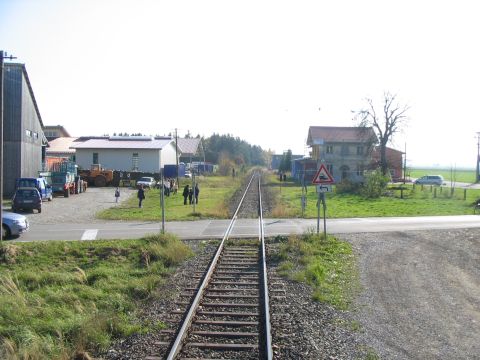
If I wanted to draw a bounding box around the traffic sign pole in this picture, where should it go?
[312,164,334,240]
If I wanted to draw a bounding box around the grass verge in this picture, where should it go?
[0,233,192,359]
[277,232,359,310]
[266,174,480,218]
[97,176,240,221]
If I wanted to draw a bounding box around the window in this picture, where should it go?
[25,129,32,137]
[327,164,333,175]
[356,164,364,176]
[326,145,333,154]
[93,153,99,164]
[33,132,38,140]
[132,153,139,171]
[357,146,364,155]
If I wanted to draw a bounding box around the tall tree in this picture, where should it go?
[355,92,409,175]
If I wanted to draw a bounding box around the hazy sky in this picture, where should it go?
[1,0,479,168]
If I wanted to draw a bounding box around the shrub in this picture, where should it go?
[361,169,390,198]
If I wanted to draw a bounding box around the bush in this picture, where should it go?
[335,180,362,194]
[361,169,390,198]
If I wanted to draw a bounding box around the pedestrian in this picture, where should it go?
[194,184,200,204]
[137,185,145,208]
[164,179,170,197]
[182,184,189,205]
[114,187,120,203]
[172,179,178,195]
[232,168,235,178]
[188,187,193,204]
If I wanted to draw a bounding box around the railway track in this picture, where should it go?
[159,171,273,360]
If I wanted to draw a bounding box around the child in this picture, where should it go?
[114,187,120,203]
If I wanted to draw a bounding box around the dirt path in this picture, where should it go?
[341,229,480,359]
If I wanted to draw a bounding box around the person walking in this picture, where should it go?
[194,184,200,204]
[114,187,120,203]
[164,179,170,197]
[137,185,145,208]
[188,187,193,205]
[172,179,178,195]
[182,184,190,205]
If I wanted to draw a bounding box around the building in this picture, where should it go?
[2,63,47,196]
[307,126,377,183]
[70,136,178,172]
[177,137,204,163]
[372,146,404,181]
[43,125,71,141]
[46,136,78,162]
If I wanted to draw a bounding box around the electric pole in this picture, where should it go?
[476,132,480,183]
[175,128,179,189]
[1,50,17,241]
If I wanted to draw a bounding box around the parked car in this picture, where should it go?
[136,177,156,189]
[2,211,29,239]
[185,171,192,178]
[16,177,53,201]
[12,187,43,213]
[414,175,445,186]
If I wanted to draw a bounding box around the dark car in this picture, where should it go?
[12,187,42,213]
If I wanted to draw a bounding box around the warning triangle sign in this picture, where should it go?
[312,164,334,184]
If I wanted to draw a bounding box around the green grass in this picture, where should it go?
[0,233,192,359]
[409,168,476,183]
[277,232,359,310]
[97,176,241,221]
[267,174,480,218]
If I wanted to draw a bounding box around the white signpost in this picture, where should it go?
[312,164,334,238]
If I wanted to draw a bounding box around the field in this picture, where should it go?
[267,174,480,218]
[0,234,192,359]
[97,176,240,221]
[408,168,476,183]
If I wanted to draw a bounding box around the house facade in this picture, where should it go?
[71,136,178,172]
[307,126,377,183]
[2,63,46,196]
[372,146,404,181]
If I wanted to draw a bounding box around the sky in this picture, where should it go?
[1,0,480,168]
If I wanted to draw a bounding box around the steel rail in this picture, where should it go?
[166,172,257,360]
[258,174,273,360]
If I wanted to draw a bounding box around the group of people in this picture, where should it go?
[182,184,199,205]
[124,180,200,208]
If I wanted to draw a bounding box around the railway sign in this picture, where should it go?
[312,164,334,184]
[316,185,332,193]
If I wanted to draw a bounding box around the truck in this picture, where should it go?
[78,164,114,187]
[49,161,78,197]
[15,177,53,201]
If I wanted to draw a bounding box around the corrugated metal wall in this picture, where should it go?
[2,65,44,196]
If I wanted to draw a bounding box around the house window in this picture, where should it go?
[25,129,32,137]
[356,164,364,176]
[33,132,38,140]
[93,153,99,164]
[327,164,333,175]
[341,145,349,155]
[357,146,364,155]
[132,153,139,171]
[326,145,333,154]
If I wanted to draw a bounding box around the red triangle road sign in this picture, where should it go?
[312,164,334,184]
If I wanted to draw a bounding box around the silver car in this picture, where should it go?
[2,211,29,239]
[414,175,445,186]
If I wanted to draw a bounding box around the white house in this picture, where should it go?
[71,136,178,172]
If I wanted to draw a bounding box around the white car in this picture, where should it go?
[2,211,29,239]
[136,177,157,189]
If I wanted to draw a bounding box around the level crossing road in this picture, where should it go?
[12,215,480,242]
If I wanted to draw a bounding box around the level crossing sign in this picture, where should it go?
[312,164,334,184]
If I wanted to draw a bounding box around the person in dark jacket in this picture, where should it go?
[137,185,145,208]
[194,184,200,204]
[188,187,193,205]
[182,185,189,205]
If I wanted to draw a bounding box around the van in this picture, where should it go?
[414,175,445,186]
[15,177,53,201]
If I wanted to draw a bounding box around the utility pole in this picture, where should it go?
[175,128,179,189]
[1,50,17,241]
[476,132,480,183]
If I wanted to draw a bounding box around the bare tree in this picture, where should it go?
[355,92,409,176]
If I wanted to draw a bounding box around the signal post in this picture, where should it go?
[312,164,335,239]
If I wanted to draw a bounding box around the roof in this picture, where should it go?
[307,126,377,145]
[43,125,71,137]
[176,138,202,155]
[71,137,174,150]
[46,137,78,154]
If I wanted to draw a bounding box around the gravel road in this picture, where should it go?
[22,187,136,225]
[340,228,480,360]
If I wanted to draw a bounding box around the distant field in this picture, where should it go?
[409,168,476,183]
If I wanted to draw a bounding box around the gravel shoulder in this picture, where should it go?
[340,228,480,360]
[22,187,136,225]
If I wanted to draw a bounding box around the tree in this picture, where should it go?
[355,92,409,176]
[279,149,292,172]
